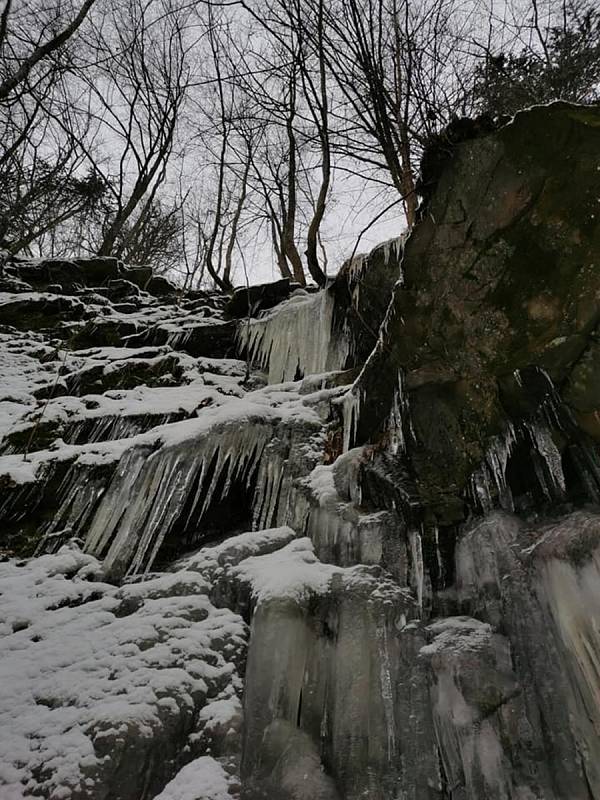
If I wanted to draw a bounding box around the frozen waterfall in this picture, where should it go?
[237,289,350,384]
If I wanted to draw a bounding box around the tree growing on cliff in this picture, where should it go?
[470,0,600,116]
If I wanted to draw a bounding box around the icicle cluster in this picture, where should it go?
[408,529,424,611]
[85,419,292,576]
[381,235,406,269]
[470,424,518,514]
[386,370,414,455]
[41,461,117,550]
[471,368,572,512]
[237,290,349,384]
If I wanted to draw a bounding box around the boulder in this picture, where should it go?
[225,279,294,319]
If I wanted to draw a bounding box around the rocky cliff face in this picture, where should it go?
[1,102,600,800]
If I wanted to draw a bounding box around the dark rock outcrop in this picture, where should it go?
[351,102,600,525]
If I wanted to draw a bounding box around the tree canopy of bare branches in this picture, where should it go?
[1,0,598,288]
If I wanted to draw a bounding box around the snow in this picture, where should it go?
[0,533,355,798]
[153,756,235,800]
[0,437,134,487]
[4,383,231,450]
[0,543,246,799]
[179,527,297,573]
[0,332,65,439]
[307,462,337,504]
[232,538,337,605]
[197,698,242,732]
[420,616,493,656]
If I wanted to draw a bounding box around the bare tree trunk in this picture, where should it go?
[304,0,329,287]
[223,146,251,286]
[282,100,306,285]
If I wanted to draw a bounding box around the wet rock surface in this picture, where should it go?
[2,102,600,800]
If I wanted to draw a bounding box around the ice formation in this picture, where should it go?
[84,413,292,576]
[237,289,350,383]
[340,385,362,453]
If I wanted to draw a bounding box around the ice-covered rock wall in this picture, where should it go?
[2,102,600,800]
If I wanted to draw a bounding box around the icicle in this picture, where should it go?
[342,388,361,453]
[408,528,424,612]
[470,423,516,513]
[433,526,444,586]
[381,234,406,268]
[237,290,350,384]
[386,370,413,454]
[525,421,566,499]
[43,465,108,543]
[85,446,151,557]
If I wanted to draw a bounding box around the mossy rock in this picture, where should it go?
[353,102,600,524]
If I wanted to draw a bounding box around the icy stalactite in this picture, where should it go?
[375,619,396,763]
[341,387,361,453]
[38,462,114,552]
[408,528,424,612]
[386,370,413,455]
[345,254,368,310]
[470,424,517,514]
[381,235,406,271]
[252,452,286,532]
[525,421,566,499]
[471,369,571,512]
[340,366,412,457]
[344,235,405,311]
[84,421,298,577]
[237,290,350,384]
[433,526,444,587]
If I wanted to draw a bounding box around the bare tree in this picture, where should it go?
[80,0,192,261]
[309,0,467,228]
[0,0,96,102]
[0,0,106,254]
